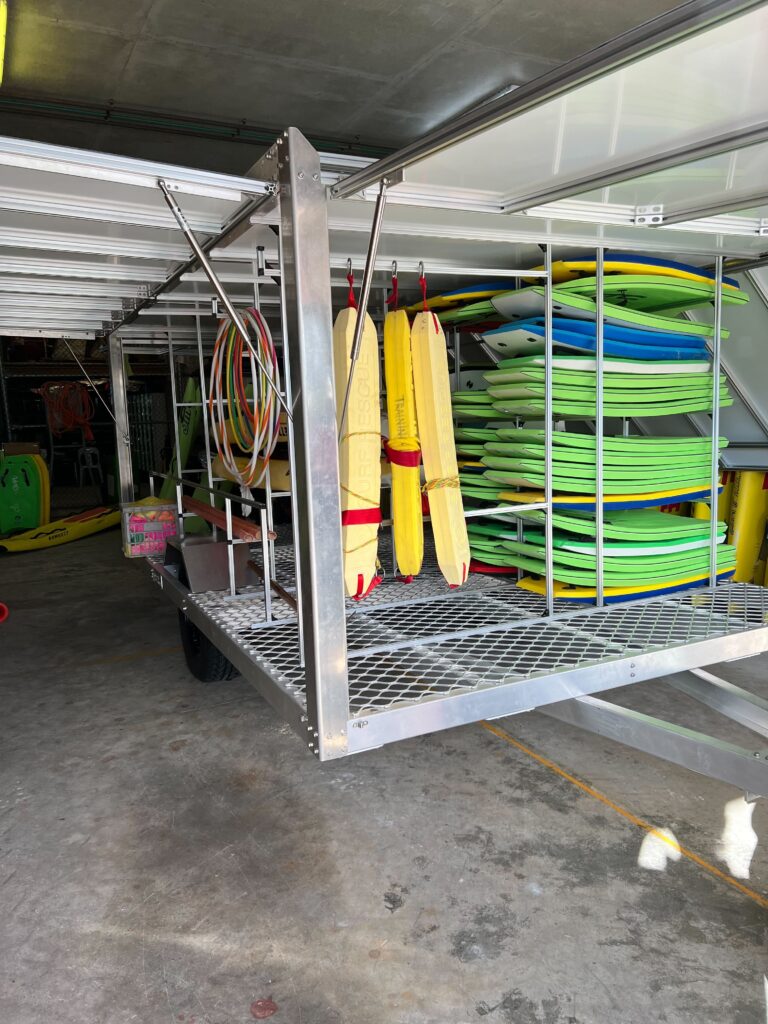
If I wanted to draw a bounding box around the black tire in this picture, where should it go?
[177,610,239,682]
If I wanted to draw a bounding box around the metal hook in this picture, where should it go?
[346,257,353,276]
[417,260,424,278]
[391,260,398,279]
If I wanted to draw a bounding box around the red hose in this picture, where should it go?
[0,603,8,623]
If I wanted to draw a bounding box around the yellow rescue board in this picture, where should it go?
[411,311,470,587]
[334,307,382,599]
[384,309,423,577]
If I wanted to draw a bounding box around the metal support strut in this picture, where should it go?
[157,178,293,423]
[338,178,388,442]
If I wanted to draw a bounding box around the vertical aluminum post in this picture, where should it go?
[710,256,724,586]
[544,245,554,615]
[277,127,349,759]
[252,254,276,579]
[167,338,184,527]
[277,226,305,665]
[194,316,215,510]
[595,249,605,607]
[225,496,236,596]
[108,335,134,503]
[260,507,273,622]
[0,340,12,441]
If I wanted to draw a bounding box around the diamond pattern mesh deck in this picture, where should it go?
[185,553,768,718]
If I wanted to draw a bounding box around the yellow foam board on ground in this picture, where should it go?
[411,310,470,587]
[0,506,120,553]
[384,309,423,577]
[334,307,382,599]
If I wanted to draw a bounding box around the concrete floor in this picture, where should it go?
[2,532,767,1024]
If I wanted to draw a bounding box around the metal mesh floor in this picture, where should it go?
[185,564,768,717]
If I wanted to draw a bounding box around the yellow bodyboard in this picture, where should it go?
[411,311,469,587]
[384,310,423,577]
[540,258,740,290]
[334,308,381,599]
[517,568,735,600]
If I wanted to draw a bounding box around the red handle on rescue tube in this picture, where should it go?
[0,603,8,623]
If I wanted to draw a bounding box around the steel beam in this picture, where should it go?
[666,668,768,739]
[107,335,133,503]
[657,186,768,227]
[541,694,768,796]
[331,0,764,199]
[0,135,270,201]
[272,128,350,759]
[501,122,768,215]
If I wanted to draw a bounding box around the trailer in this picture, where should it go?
[2,0,768,796]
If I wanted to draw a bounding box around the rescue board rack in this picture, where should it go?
[3,0,768,787]
[116,110,768,786]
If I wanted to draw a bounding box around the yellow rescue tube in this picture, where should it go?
[729,470,768,582]
[719,470,736,526]
[212,454,291,492]
[411,311,470,587]
[691,472,735,524]
[384,309,423,578]
[334,307,382,599]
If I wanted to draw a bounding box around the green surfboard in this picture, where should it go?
[484,355,712,379]
[498,507,726,541]
[489,288,728,337]
[555,274,749,314]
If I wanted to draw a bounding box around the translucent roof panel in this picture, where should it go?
[323,4,768,255]
[400,5,768,205]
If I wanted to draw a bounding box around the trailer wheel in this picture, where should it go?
[178,610,239,682]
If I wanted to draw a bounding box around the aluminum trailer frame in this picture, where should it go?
[3,3,768,793]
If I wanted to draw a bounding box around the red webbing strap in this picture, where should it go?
[384,441,421,468]
[341,507,382,526]
[346,270,358,309]
[386,272,399,309]
[419,273,428,312]
[447,562,468,590]
[354,573,383,601]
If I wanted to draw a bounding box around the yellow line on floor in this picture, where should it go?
[481,719,768,911]
[81,645,181,667]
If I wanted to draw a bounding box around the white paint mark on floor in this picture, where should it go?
[715,796,758,880]
[637,827,681,871]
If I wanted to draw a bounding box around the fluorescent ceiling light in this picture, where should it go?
[0,1,6,87]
